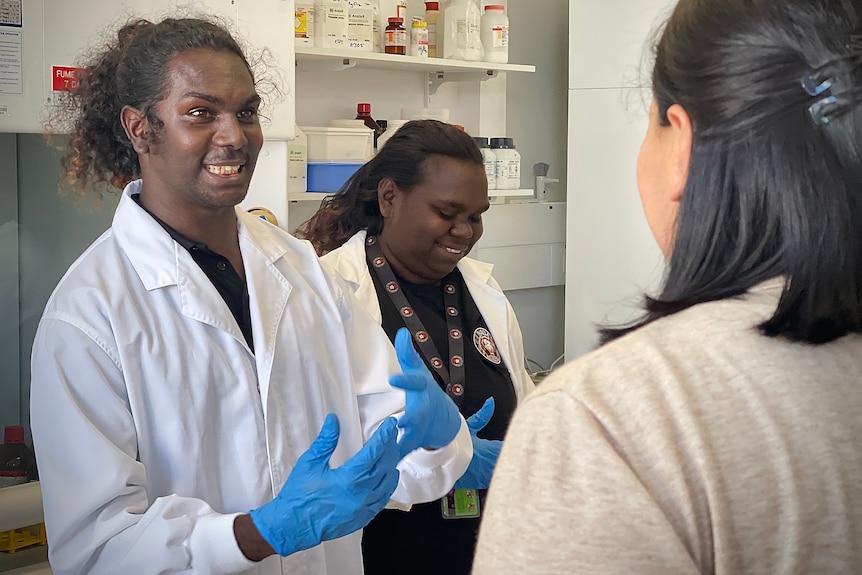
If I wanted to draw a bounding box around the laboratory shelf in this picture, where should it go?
[295,46,536,75]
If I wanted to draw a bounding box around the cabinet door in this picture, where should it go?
[568,0,676,90]
[564,88,665,358]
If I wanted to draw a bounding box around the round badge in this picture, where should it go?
[445,284,456,294]
[373,256,385,267]
[386,281,399,293]
[446,306,459,317]
[473,327,502,365]
[451,355,463,367]
[451,383,464,396]
[449,328,462,340]
[416,330,429,343]
[431,357,444,369]
[401,306,414,318]
[367,236,377,246]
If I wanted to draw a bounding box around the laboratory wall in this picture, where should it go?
[0,133,20,430]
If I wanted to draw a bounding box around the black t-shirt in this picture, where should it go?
[362,263,517,575]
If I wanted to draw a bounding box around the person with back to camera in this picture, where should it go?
[28,16,473,575]
[472,0,862,573]
[295,119,535,575]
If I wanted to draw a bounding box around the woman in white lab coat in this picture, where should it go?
[296,119,534,575]
[30,17,471,575]
[472,0,862,573]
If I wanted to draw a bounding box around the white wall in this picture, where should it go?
[564,0,675,359]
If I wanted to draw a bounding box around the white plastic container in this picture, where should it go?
[288,125,308,193]
[377,119,410,151]
[348,0,374,51]
[472,137,497,190]
[490,137,520,190]
[295,3,315,46]
[329,119,374,158]
[314,0,349,49]
[480,4,508,63]
[301,125,374,162]
[442,0,483,61]
[401,107,449,122]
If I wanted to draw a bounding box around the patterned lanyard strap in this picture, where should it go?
[365,235,466,405]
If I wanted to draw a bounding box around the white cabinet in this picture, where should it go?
[565,0,674,359]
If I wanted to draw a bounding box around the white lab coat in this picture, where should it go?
[321,231,535,405]
[29,181,471,575]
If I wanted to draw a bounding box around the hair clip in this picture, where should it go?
[801,74,838,125]
[801,74,832,96]
[808,95,838,124]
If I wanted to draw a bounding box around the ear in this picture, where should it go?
[665,104,692,203]
[120,105,151,155]
[377,177,399,218]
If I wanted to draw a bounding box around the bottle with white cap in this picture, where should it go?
[472,137,497,190]
[490,137,520,190]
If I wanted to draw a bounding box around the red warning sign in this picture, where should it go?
[52,66,84,92]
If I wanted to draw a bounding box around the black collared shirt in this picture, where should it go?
[132,194,254,352]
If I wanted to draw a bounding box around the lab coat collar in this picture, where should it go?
[113,180,289,290]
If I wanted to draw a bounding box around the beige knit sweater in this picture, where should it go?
[473,280,862,574]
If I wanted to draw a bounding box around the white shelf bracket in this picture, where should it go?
[426,69,499,100]
[295,58,358,74]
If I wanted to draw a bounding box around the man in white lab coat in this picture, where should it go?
[29,16,470,575]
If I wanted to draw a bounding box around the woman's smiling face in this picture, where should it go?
[378,154,489,284]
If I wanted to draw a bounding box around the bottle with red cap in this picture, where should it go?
[481,4,509,63]
[355,102,384,151]
[0,425,38,487]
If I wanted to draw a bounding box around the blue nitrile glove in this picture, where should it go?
[454,397,503,490]
[389,327,462,458]
[249,414,400,556]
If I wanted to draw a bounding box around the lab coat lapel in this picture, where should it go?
[459,258,514,371]
[236,212,292,406]
[113,182,251,351]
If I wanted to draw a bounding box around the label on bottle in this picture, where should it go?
[316,3,348,48]
[385,28,407,47]
[348,1,374,50]
[410,29,429,57]
[492,25,509,48]
[295,7,314,41]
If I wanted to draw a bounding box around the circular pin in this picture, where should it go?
[373,256,385,267]
[446,306,459,317]
[431,357,444,369]
[401,306,414,318]
[451,383,464,396]
[416,330,429,343]
[386,281,399,293]
[449,328,462,340]
[445,284,456,294]
[366,236,377,246]
[451,355,463,367]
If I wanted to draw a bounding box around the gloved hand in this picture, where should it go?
[249,414,400,556]
[389,327,462,458]
[454,397,502,490]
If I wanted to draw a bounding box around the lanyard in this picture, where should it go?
[365,235,466,405]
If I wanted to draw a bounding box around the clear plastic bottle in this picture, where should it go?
[410,20,429,58]
[472,137,497,190]
[384,17,407,55]
[480,4,508,63]
[424,2,439,57]
[442,0,483,61]
[490,137,521,190]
